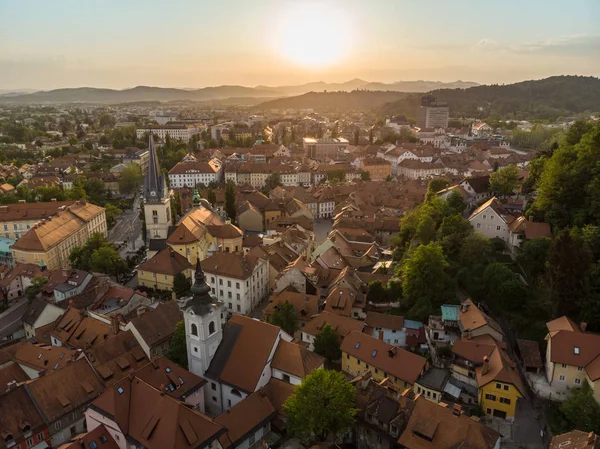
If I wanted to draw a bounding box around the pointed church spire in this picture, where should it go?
[144,134,165,203]
[186,257,213,313]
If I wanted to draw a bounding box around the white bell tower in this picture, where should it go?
[184,258,223,377]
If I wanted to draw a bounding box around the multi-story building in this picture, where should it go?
[416,95,449,129]
[11,201,107,270]
[545,316,600,403]
[137,247,193,291]
[0,200,80,240]
[0,385,50,449]
[168,159,223,188]
[303,137,349,161]
[201,248,269,315]
[359,157,392,181]
[26,358,105,447]
[341,330,427,390]
[136,124,199,142]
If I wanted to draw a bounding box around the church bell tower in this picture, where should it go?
[184,258,223,377]
[143,135,172,241]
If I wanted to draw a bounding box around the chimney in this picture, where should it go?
[453,404,462,416]
[111,316,119,335]
[460,302,469,313]
[466,329,472,340]
[388,347,397,358]
[580,322,588,332]
[482,356,489,375]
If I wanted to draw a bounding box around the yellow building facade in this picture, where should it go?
[11,202,107,270]
[343,352,412,390]
[479,380,522,419]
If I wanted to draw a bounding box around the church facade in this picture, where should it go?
[143,135,172,241]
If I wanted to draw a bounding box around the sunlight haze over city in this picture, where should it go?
[0,0,599,89]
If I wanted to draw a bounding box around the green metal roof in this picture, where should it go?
[441,304,459,321]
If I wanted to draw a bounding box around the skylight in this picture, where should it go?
[372,350,377,357]
[355,342,360,349]
[117,387,124,394]
[574,347,580,355]
[165,367,171,373]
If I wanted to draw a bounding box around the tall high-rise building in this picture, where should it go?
[416,95,449,129]
[143,135,172,241]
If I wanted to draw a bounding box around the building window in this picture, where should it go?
[495,383,501,389]
[236,282,240,289]
[36,433,44,442]
[249,434,256,445]
[209,321,216,335]
[499,397,511,405]
[476,223,481,229]
[562,364,567,368]
[283,373,291,383]
[55,422,61,430]
[212,396,217,402]
[485,394,496,401]
[236,304,241,312]
[227,280,231,287]
[211,276,215,283]
[27,438,34,448]
[191,324,198,336]
[577,367,584,371]
[503,385,509,391]
[211,382,217,391]
[219,279,223,285]
[496,225,501,231]
[228,292,232,299]
[236,293,240,300]
[559,375,566,381]
[231,389,242,397]
[575,378,582,385]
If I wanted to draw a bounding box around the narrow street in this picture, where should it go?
[108,194,144,259]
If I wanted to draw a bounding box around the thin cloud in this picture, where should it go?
[508,34,600,56]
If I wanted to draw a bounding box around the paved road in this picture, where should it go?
[313,218,333,246]
[0,299,27,339]
[108,194,144,258]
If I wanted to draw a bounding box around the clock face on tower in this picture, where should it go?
[150,190,156,197]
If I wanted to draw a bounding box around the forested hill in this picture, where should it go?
[378,75,600,120]
[257,90,409,111]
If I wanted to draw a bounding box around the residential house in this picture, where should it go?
[14,342,80,379]
[25,358,105,447]
[397,396,501,449]
[458,299,504,343]
[426,304,461,348]
[85,376,225,449]
[545,316,600,402]
[549,431,600,449]
[300,311,364,351]
[124,301,183,359]
[0,385,50,449]
[468,197,514,242]
[21,297,65,339]
[134,356,207,412]
[341,330,427,390]
[459,175,491,205]
[137,247,193,291]
[270,339,324,385]
[413,368,450,403]
[263,290,320,338]
[365,312,425,350]
[60,425,119,449]
[237,201,264,233]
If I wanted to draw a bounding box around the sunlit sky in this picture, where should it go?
[1,0,599,90]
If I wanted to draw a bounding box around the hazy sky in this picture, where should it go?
[1,0,599,90]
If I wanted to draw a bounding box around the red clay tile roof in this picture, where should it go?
[26,358,105,422]
[550,430,600,449]
[341,330,427,385]
[0,385,46,446]
[134,356,207,400]
[271,340,324,378]
[138,248,192,276]
[206,315,281,393]
[365,312,405,331]
[398,397,500,449]
[302,311,364,338]
[215,389,277,448]
[128,301,183,348]
[61,424,120,449]
[91,377,225,449]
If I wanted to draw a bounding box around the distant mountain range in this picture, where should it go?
[254,76,600,120]
[0,80,478,104]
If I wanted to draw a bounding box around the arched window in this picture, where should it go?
[191,323,198,336]
[231,389,242,397]
[209,321,216,335]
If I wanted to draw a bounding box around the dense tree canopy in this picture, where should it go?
[269,301,299,336]
[284,369,357,442]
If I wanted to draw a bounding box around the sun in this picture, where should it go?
[277,3,352,68]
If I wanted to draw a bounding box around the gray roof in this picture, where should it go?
[144,135,167,204]
[204,321,243,386]
[416,368,450,391]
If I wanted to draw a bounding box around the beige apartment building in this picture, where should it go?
[0,200,80,240]
[11,201,107,270]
